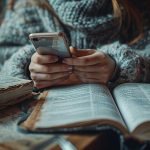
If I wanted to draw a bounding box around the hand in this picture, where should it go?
[29,52,73,89]
[63,48,116,84]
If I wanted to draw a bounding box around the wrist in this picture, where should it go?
[25,61,31,79]
[109,59,120,82]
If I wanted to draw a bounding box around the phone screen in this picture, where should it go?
[30,33,71,58]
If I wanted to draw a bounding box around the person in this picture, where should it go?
[0,0,150,89]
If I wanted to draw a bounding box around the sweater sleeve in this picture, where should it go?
[0,1,64,79]
[0,1,45,74]
[1,44,35,79]
[97,36,150,85]
[0,46,23,69]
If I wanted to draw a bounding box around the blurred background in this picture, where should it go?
[0,0,7,23]
[0,0,7,9]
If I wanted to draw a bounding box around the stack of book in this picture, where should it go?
[0,74,33,110]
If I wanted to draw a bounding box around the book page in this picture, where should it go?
[113,83,150,132]
[0,74,31,90]
[34,84,125,129]
[0,74,33,108]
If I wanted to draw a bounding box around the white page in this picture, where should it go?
[0,74,31,89]
[35,84,124,128]
[0,74,33,107]
[113,83,150,132]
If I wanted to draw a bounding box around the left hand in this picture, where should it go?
[63,48,116,84]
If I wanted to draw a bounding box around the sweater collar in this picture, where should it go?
[48,0,116,29]
[46,0,118,41]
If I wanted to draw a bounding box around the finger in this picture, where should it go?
[74,71,101,80]
[33,76,69,89]
[69,46,77,57]
[30,72,71,81]
[79,78,107,84]
[80,78,100,83]
[31,52,58,64]
[74,65,109,73]
[63,51,106,66]
[74,64,103,72]
[69,47,95,57]
[29,63,73,73]
[74,71,109,82]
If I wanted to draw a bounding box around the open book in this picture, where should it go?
[20,83,150,141]
[0,74,33,109]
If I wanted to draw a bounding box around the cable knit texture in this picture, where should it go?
[0,0,150,85]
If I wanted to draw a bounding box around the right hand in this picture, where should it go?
[29,52,73,89]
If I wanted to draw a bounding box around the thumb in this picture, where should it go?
[69,46,78,57]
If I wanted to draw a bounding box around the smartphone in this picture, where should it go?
[29,32,71,58]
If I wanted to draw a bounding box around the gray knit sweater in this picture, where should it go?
[0,0,150,85]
